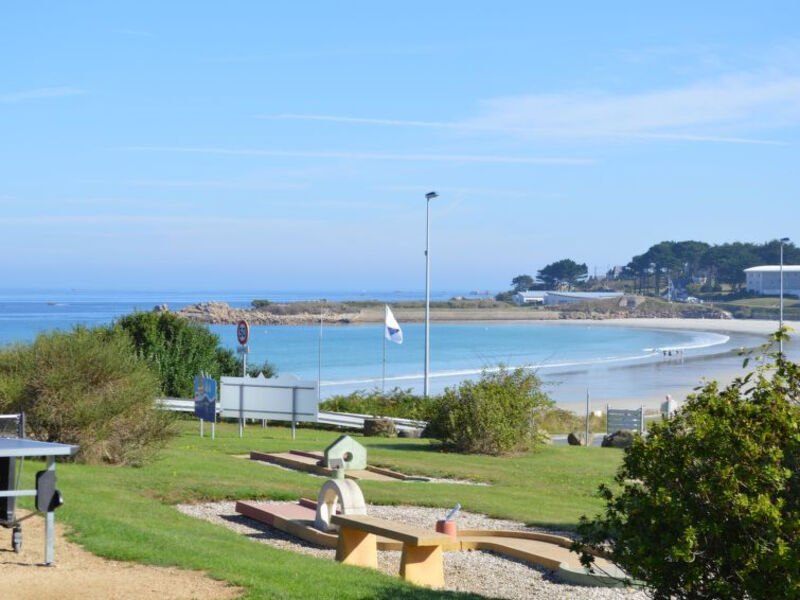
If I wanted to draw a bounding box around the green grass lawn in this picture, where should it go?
[722,297,800,308]
[713,296,800,320]
[16,422,622,600]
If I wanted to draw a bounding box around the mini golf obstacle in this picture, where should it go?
[235,469,630,588]
[249,435,429,482]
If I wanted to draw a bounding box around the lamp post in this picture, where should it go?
[780,237,790,355]
[649,262,656,296]
[424,191,438,397]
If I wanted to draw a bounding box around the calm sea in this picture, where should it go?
[0,289,772,409]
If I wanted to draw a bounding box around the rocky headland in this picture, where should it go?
[172,297,730,326]
[176,302,360,325]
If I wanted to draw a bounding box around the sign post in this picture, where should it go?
[236,320,250,377]
[220,374,318,440]
[236,320,250,436]
[194,373,217,440]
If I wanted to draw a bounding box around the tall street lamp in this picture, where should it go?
[780,237,790,355]
[424,191,438,397]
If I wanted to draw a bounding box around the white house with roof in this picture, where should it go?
[744,265,800,296]
[512,291,548,305]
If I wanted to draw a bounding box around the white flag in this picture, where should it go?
[384,305,403,344]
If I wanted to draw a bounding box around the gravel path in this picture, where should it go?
[177,501,647,600]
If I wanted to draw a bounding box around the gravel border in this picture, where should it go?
[177,501,647,600]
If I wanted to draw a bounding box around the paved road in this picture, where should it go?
[549,434,605,447]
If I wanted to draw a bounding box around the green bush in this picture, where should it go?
[320,388,432,420]
[244,360,277,378]
[534,406,606,434]
[425,367,552,455]
[575,336,800,599]
[0,327,176,465]
[115,311,250,397]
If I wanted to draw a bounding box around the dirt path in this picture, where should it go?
[0,511,242,600]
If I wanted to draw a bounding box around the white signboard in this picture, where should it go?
[220,374,318,438]
[606,406,644,434]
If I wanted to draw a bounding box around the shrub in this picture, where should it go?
[534,406,606,434]
[115,311,251,397]
[575,335,800,600]
[0,327,176,465]
[320,388,433,420]
[425,367,552,455]
[245,360,277,378]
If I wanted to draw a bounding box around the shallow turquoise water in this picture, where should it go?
[0,289,774,407]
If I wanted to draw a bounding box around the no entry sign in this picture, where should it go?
[236,320,249,345]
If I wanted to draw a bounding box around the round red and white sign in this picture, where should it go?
[236,320,249,345]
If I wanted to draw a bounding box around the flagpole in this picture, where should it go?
[382,327,386,395]
[318,299,323,403]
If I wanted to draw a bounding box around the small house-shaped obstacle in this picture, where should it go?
[323,435,366,471]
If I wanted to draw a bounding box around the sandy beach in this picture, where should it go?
[576,317,799,337]
[538,318,800,411]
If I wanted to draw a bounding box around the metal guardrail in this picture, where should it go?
[157,398,201,413]
[156,399,426,432]
[317,411,426,432]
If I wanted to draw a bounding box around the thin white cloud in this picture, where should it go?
[0,214,320,228]
[125,179,307,191]
[121,147,593,165]
[375,185,536,199]
[259,113,475,130]
[0,87,86,103]
[260,73,800,145]
[466,73,799,143]
[260,113,781,145]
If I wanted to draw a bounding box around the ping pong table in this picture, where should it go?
[0,437,78,565]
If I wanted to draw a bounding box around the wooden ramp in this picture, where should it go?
[235,500,405,550]
[249,450,425,482]
[235,501,629,587]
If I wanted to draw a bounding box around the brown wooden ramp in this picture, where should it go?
[234,502,629,587]
[249,450,414,481]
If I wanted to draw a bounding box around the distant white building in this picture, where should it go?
[513,290,625,306]
[542,291,624,306]
[512,291,547,305]
[744,266,800,296]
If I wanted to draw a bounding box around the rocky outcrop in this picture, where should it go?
[567,431,594,446]
[363,418,397,437]
[176,302,360,325]
[601,430,636,448]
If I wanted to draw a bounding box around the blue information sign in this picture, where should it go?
[193,374,217,422]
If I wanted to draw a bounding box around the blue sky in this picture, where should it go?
[1,2,798,291]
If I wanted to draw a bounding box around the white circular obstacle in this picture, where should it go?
[313,478,367,532]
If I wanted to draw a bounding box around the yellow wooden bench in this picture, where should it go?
[331,514,452,587]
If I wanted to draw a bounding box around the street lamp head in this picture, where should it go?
[780,237,790,243]
[425,191,438,201]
